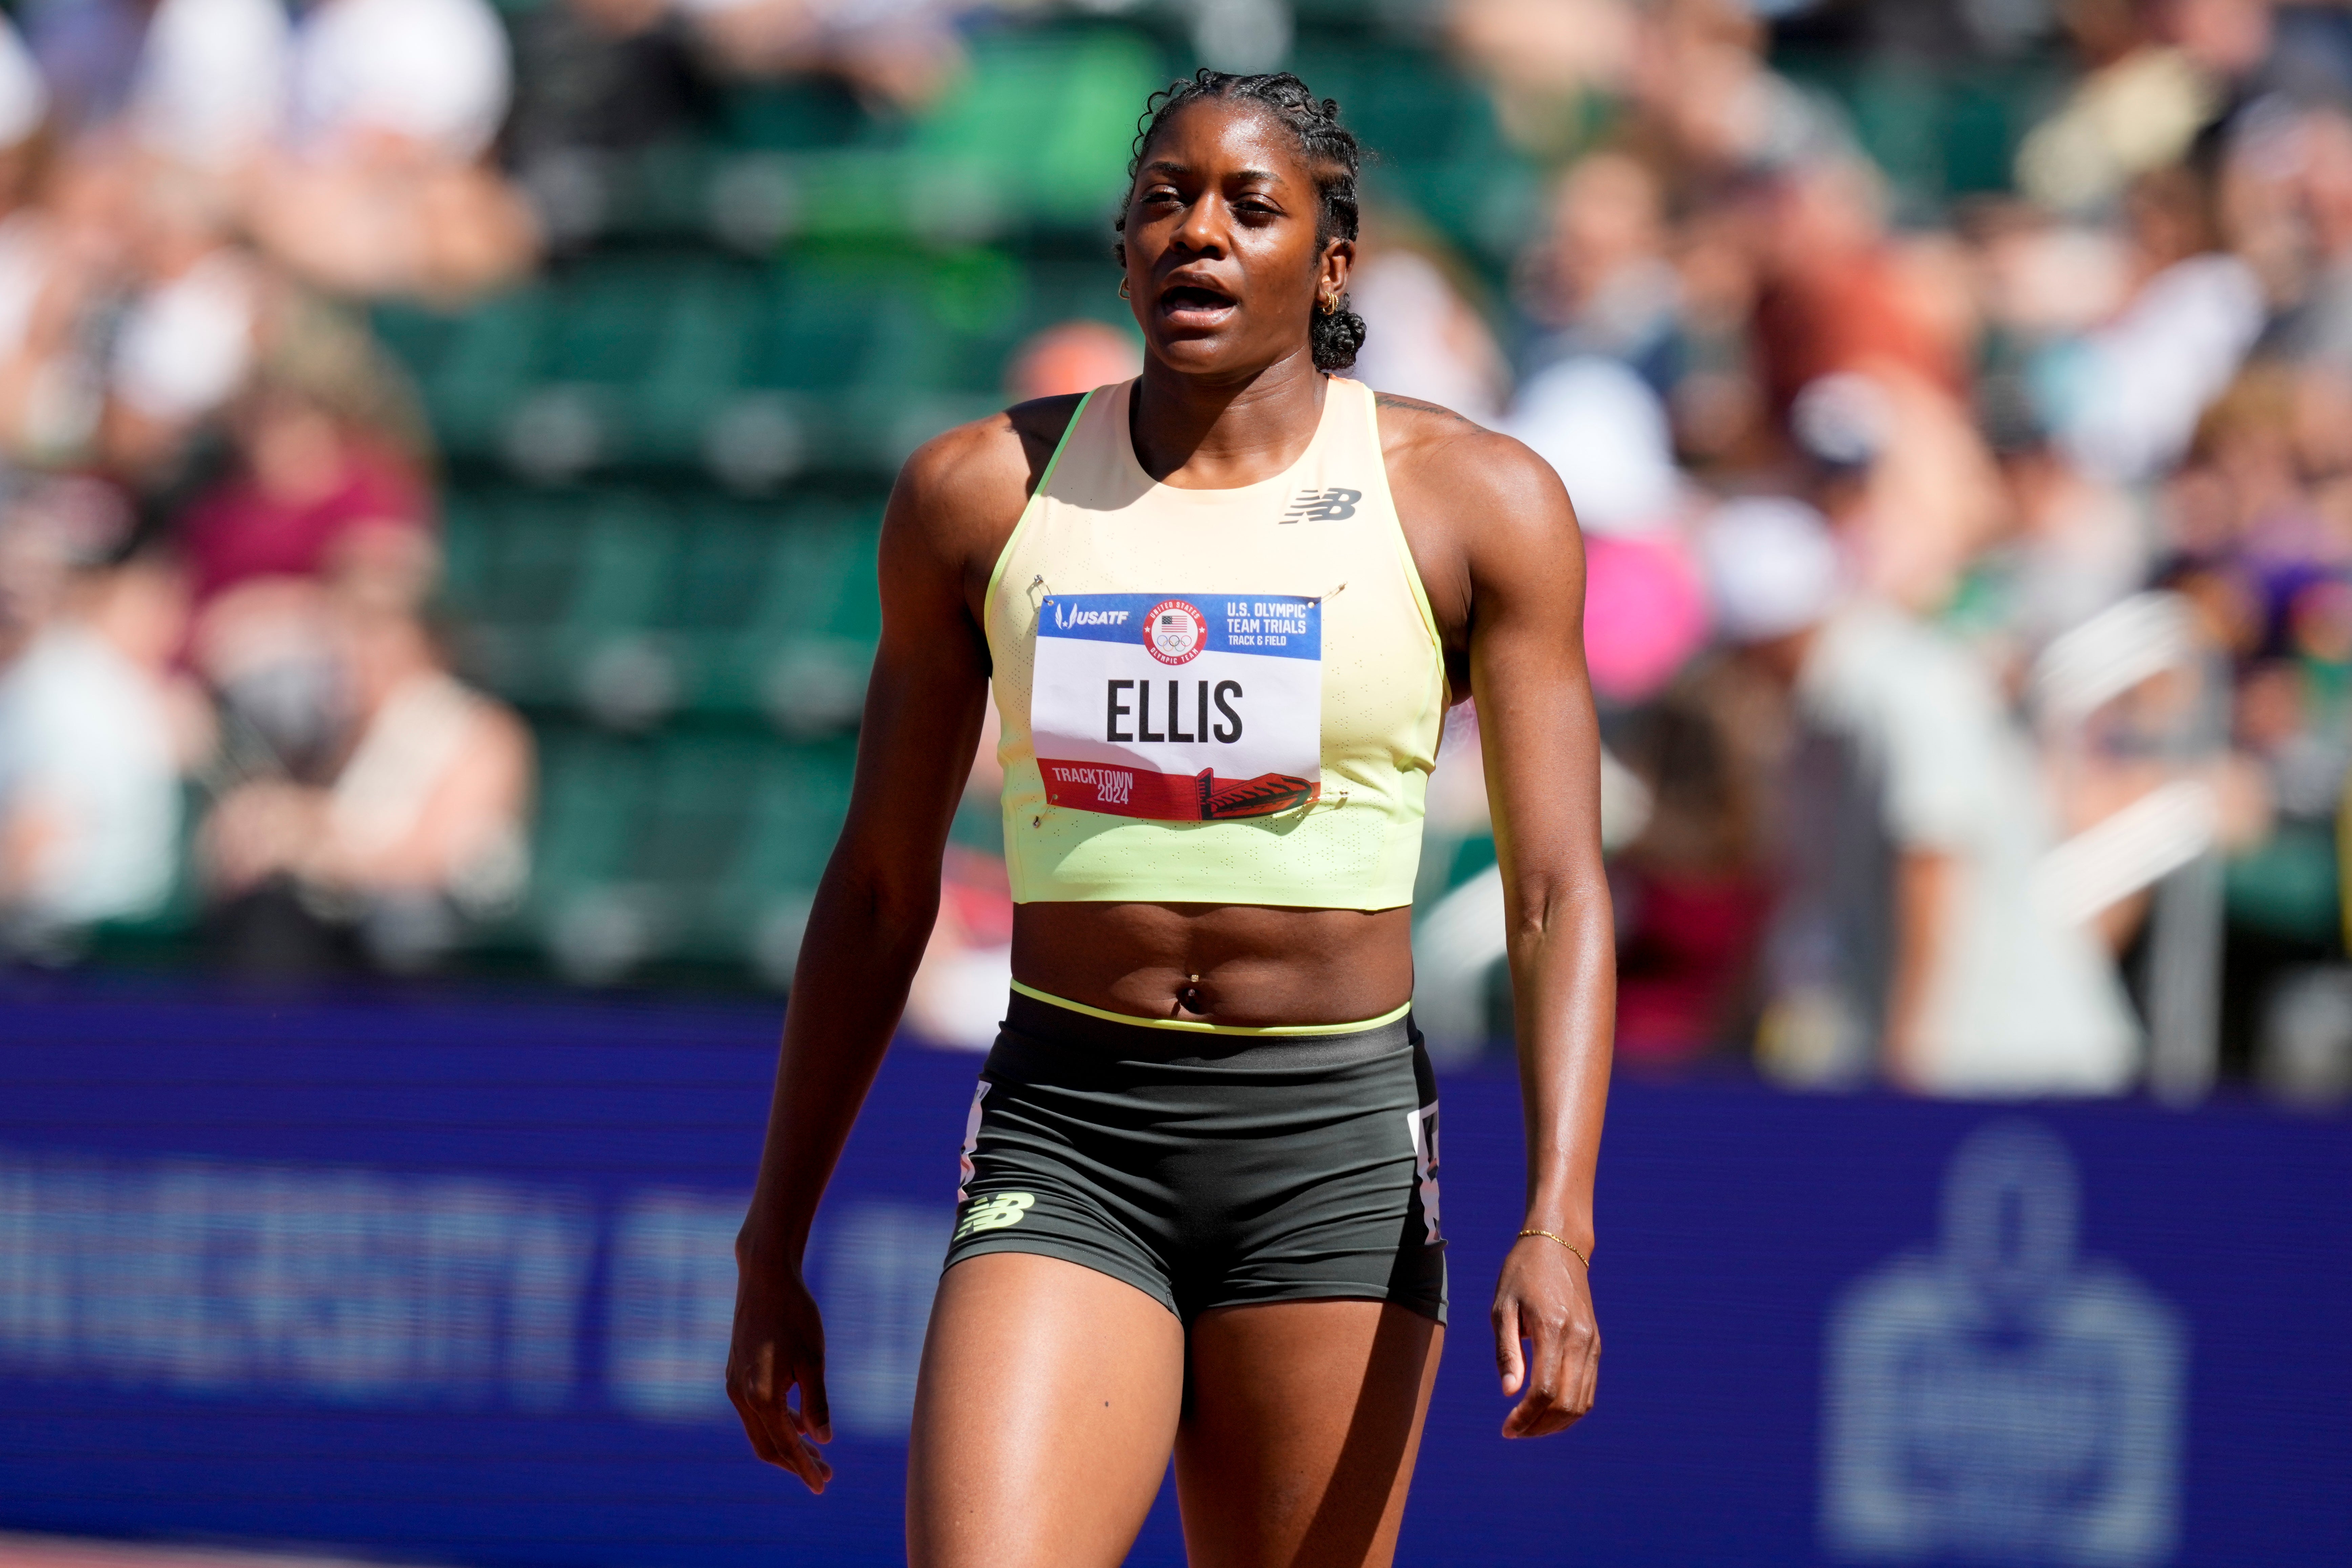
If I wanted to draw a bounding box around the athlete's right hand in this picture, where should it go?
[725,1240,834,1493]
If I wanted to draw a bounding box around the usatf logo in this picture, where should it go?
[1280,487,1362,523]
[954,1191,1036,1240]
[1053,603,1131,630]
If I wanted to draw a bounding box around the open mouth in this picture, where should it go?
[1158,282,1237,327]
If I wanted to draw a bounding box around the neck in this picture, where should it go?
[1128,349,1327,488]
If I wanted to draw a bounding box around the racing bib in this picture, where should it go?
[1031,592,1322,821]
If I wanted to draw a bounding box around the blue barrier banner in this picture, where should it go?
[1,986,2346,1566]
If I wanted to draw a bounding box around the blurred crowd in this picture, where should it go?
[0,0,1016,979]
[0,0,2344,1101]
[0,0,546,976]
[1370,0,2352,1099]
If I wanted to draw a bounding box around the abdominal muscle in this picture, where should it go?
[1011,902,1417,1028]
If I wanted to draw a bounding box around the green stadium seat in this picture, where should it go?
[528,725,661,981]
[438,488,681,719]
[718,78,874,153]
[629,262,765,465]
[755,260,893,392]
[634,729,767,886]
[369,302,461,389]
[604,140,725,242]
[1337,46,1487,161]
[658,496,790,715]
[714,737,860,982]
[735,261,906,472]
[2227,822,2344,946]
[742,503,883,735]
[422,287,552,459]
[547,729,856,974]
[911,28,1165,232]
[440,490,594,703]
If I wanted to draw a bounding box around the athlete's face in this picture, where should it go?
[1118,100,1351,379]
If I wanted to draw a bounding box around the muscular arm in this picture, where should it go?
[728,399,1074,1489]
[1386,401,1613,1438]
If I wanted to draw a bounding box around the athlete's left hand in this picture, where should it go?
[1492,1234,1599,1437]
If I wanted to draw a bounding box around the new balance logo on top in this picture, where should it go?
[1279,487,1362,523]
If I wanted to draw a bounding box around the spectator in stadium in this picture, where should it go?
[1748,152,1972,422]
[101,160,263,479]
[504,0,720,253]
[176,303,436,787]
[1505,355,1709,703]
[1444,0,1637,160]
[2015,0,2222,215]
[1004,318,1140,403]
[242,0,540,299]
[2157,363,2352,1048]
[2048,163,2265,487]
[202,589,532,975]
[176,302,434,610]
[1627,0,1846,187]
[122,0,292,178]
[0,475,209,955]
[1702,495,2141,1097]
[16,0,150,142]
[0,15,48,192]
[0,142,136,468]
[681,0,975,111]
[1514,150,1684,397]
[0,12,272,477]
[1607,655,1779,1069]
[2268,102,2352,373]
[1349,212,1511,424]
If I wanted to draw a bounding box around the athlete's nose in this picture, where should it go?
[1170,193,1230,259]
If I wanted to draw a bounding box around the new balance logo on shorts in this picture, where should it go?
[1279,487,1362,523]
[953,1191,1035,1239]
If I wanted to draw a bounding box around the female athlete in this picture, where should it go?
[727,70,1613,1568]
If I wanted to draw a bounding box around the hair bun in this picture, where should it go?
[1311,304,1366,372]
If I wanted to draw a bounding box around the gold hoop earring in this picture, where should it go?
[1318,293,1338,315]
[1119,278,1132,300]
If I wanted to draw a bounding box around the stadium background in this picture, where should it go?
[0,0,2348,1563]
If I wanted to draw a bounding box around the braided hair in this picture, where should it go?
[1116,69,1368,373]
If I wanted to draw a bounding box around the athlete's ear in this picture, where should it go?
[1318,236,1354,302]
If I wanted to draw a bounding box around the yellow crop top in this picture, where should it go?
[982,375,1446,909]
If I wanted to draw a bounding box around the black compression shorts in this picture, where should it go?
[942,990,1446,1325]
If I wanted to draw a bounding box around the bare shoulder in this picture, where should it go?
[896,394,1085,519]
[1373,390,1579,556]
[1372,389,1487,436]
[886,393,1087,582]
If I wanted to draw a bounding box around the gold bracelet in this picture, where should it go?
[1517,1229,1590,1269]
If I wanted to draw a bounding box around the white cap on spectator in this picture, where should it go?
[1504,355,1679,537]
[1791,371,1895,470]
[0,15,49,150]
[1701,495,1842,644]
[132,0,292,171]
[113,252,257,423]
[290,0,513,162]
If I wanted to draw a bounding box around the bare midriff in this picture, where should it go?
[1012,902,1416,1028]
